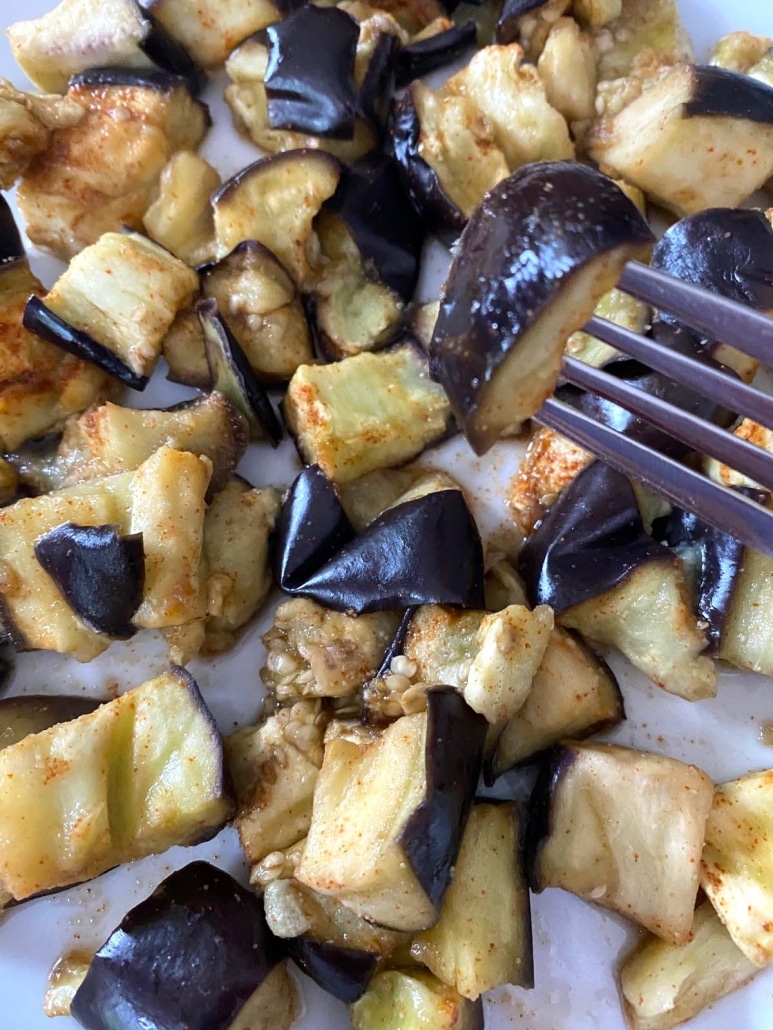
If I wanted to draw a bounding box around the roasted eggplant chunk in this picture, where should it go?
[589,65,773,216]
[620,901,759,1030]
[390,81,509,232]
[44,952,92,1018]
[201,241,315,382]
[34,523,144,638]
[430,162,654,453]
[0,258,110,450]
[70,862,282,1030]
[411,802,533,997]
[528,741,714,944]
[212,151,341,287]
[701,768,773,966]
[350,968,483,1030]
[0,694,100,752]
[25,231,198,388]
[591,0,693,81]
[16,70,209,259]
[296,688,486,931]
[142,150,220,265]
[537,16,598,123]
[0,81,83,190]
[0,669,231,901]
[717,537,773,677]
[507,425,593,535]
[395,20,477,87]
[284,345,451,483]
[283,488,485,615]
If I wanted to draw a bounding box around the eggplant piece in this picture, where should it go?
[284,344,451,484]
[0,669,231,901]
[16,71,209,259]
[288,939,378,1003]
[0,694,101,752]
[591,0,693,81]
[71,862,282,1030]
[710,31,773,75]
[198,299,283,445]
[389,82,509,233]
[356,29,399,131]
[34,523,144,639]
[264,6,359,139]
[496,0,563,46]
[273,464,355,592]
[565,286,650,370]
[44,951,92,1018]
[297,688,486,930]
[0,653,11,697]
[286,489,485,615]
[350,969,484,1030]
[161,305,211,389]
[700,768,773,966]
[528,741,714,944]
[212,151,341,287]
[395,21,477,87]
[201,241,315,383]
[338,466,458,532]
[718,547,773,676]
[0,81,85,191]
[230,962,299,1030]
[142,150,220,265]
[620,901,759,1030]
[430,162,654,453]
[0,195,24,266]
[411,802,533,997]
[507,425,593,536]
[537,16,598,123]
[589,65,773,217]
[572,0,621,27]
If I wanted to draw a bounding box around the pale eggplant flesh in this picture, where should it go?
[34,523,145,638]
[394,22,478,88]
[0,694,101,751]
[139,10,208,95]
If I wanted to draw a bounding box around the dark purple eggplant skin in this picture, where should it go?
[273,464,355,590]
[197,298,283,446]
[34,523,145,639]
[139,11,207,95]
[357,32,398,131]
[524,745,578,892]
[401,687,487,909]
[212,148,342,206]
[0,653,11,699]
[496,0,548,44]
[326,155,425,300]
[70,862,284,1030]
[429,163,655,440]
[395,21,477,88]
[0,196,24,266]
[68,67,210,125]
[389,88,466,234]
[373,606,416,680]
[0,694,101,751]
[265,6,359,140]
[517,461,669,615]
[651,209,773,336]
[286,938,378,1003]
[685,65,773,123]
[23,295,149,390]
[290,489,485,614]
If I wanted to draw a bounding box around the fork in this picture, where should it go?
[535,262,773,558]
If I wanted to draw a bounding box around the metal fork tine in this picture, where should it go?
[562,356,773,491]
[618,261,773,364]
[536,398,773,559]
[583,314,773,433]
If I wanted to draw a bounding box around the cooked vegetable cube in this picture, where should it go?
[142,150,220,265]
[144,0,287,67]
[537,17,597,122]
[0,79,83,189]
[350,969,483,1030]
[507,425,593,535]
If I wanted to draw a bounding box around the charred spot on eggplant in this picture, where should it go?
[264,6,359,140]
[287,488,484,614]
[23,295,148,391]
[394,21,477,88]
[0,196,24,266]
[429,161,655,453]
[34,523,144,639]
[0,694,101,752]
[71,862,283,1030]
[198,299,282,446]
[273,465,355,592]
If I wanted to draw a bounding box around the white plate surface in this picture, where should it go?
[2,1,773,1027]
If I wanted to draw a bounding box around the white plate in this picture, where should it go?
[2,2,773,1028]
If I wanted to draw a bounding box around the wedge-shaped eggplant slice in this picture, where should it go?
[34,523,144,638]
[142,150,220,265]
[0,695,100,752]
[430,162,654,453]
[0,669,231,901]
[395,21,477,87]
[296,688,486,930]
[390,81,509,233]
[411,802,532,997]
[264,6,359,139]
[24,230,198,387]
[528,742,714,944]
[198,299,283,445]
[701,768,773,966]
[286,489,485,615]
[491,628,624,775]
[350,969,483,1030]
[201,241,315,382]
[620,901,759,1030]
[17,70,209,259]
[212,151,341,287]
[589,65,773,216]
[71,862,282,1030]
[284,344,451,484]
[44,952,92,1018]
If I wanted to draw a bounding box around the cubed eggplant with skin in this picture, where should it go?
[0,81,84,190]
[142,150,220,265]
[430,162,654,453]
[296,688,487,931]
[350,969,483,1030]
[394,21,477,87]
[70,862,283,1030]
[0,694,101,752]
[528,741,714,944]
